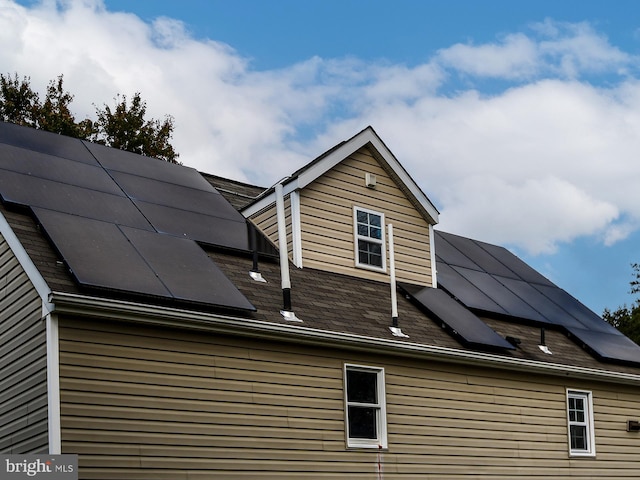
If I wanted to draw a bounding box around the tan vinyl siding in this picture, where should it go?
[250,147,433,285]
[59,317,640,478]
[0,233,48,454]
[301,147,432,284]
[251,195,294,258]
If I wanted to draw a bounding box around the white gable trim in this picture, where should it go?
[429,224,438,288]
[0,210,53,315]
[242,127,439,224]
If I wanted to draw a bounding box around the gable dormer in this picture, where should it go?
[243,127,439,286]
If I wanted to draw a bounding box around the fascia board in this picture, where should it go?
[50,291,640,387]
[298,128,440,224]
[296,128,379,189]
[242,180,299,218]
[0,210,53,314]
[243,127,440,224]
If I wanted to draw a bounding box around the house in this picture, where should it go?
[2,120,640,478]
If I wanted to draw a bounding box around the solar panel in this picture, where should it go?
[0,121,97,165]
[438,231,517,278]
[495,276,585,329]
[533,284,621,335]
[0,126,261,312]
[474,239,555,286]
[33,208,170,297]
[453,267,546,322]
[400,283,515,350]
[84,140,214,191]
[110,170,244,221]
[436,262,508,314]
[34,208,255,311]
[434,233,481,271]
[435,229,640,365]
[0,142,123,195]
[121,226,255,311]
[0,170,153,230]
[134,201,250,251]
[566,327,640,364]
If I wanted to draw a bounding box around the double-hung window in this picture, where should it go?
[344,364,387,448]
[567,389,596,456]
[354,207,385,271]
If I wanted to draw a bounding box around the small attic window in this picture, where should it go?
[353,206,386,272]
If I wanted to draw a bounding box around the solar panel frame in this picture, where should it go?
[475,240,555,286]
[433,232,482,271]
[33,208,171,297]
[0,121,97,165]
[400,283,515,350]
[134,200,250,251]
[436,262,509,314]
[533,284,621,334]
[0,143,124,196]
[0,170,154,230]
[121,226,256,311]
[84,140,214,191]
[109,170,245,221]
[453,267,546,322]
[437,231,517,278]
[566,326,640,364]
[495,276,585,329]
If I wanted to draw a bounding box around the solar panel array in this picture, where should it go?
[399,283,515,351]
[0,122,258,312]
[435,230,640,364]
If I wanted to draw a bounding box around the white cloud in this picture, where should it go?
[436,33,539,79]
[2,1,640,257]
[435,20,632,80]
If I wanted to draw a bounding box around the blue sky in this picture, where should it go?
[4,0,640,315]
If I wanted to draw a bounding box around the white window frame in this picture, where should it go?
[566,389,596,457]
[343,364,388,449]
[353,206,386,272]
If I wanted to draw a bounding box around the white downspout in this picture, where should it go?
[46,312,61,454]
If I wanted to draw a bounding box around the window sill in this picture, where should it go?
[355,263,387,274]
[346,442,388,450]
[568,452,596,458]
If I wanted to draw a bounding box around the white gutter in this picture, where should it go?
[49,291,640,387]
[45,313,61,454]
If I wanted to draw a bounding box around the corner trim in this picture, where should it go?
[290,191,303,268]
[0,211,53,315]
[429,224,437,288]
[46,313,61,454]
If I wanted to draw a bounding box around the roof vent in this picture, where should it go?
[538,328,552,354]
[387,224,408,338]
[275,182,301,322]
[248,223,267,283]
[506,336,521,347]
